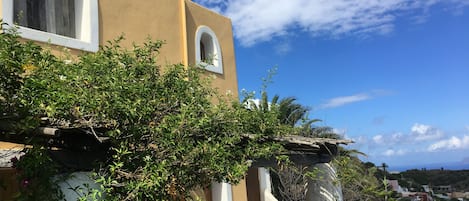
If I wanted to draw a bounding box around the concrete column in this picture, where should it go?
[212,182,233,201]
[305,163,343,201]
[258,168,278,201]
[57,172,102,200]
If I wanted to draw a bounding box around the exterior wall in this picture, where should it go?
[1,0,185,63]
[0,142,24,201]
[1,0,243,200]
[190,188,211,201]
[0,1,3,23]
[232,178,248,201]
[1,0,238,98]
[185,0,239,99]
[98,0,185,65]
[0,168,18,201]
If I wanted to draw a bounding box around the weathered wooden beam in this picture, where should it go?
[37,127,60,136]
[250,152,335,168]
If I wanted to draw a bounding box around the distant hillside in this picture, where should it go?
[389,169,469,192]
[390,161,469,172]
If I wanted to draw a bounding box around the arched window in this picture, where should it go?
[195,26,223,74]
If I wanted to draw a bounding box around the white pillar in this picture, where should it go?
[56,172,102,200]
[258,167,278,201]
[211,182,233,201]
[305,163,343,201]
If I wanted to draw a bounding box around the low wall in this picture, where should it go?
[0,168,19,201]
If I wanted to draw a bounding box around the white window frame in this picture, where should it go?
[2,0,99,52]
[195,25,223,74]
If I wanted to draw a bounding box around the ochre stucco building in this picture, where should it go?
[1,1,351,201]
[1,0,239,98]
[0,0,272,200]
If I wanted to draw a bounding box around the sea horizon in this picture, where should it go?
[388,161,469,172]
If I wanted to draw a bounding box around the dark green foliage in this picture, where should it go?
[12,146,64,201]
[393,169,469,192]
[0,26,51,133]
[246,91,312,129]
[0,29,288,200]
[0,24,395,201]
[334,156,390,201]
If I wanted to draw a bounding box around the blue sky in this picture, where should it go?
[195,0,469,169]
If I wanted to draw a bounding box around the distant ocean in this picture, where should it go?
[390,161,469,172]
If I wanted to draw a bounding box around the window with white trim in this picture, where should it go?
[2,0,99,52]
[195,26,223,74]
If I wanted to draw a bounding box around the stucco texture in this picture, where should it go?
[185,1,239,99]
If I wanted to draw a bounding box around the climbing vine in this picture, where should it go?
[11,146,63,201]
[1,26,290,200]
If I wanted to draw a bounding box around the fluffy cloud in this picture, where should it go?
[224,0,403,46]
[428,135,469,151]
[195,0,469,46]
[383,149,406,156]
[373,135,384,144]
[391,132,405,142]
[411,123,444,141]
[370,132,405,148]
[346,124,469,165]
[368,124,443,147]
[362,124,446,159]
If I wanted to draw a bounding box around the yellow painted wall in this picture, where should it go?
[0,0,5,35]
[0,142,23,201]
[99,0,185,65]
[1,0,239,98]
[232,178,249,201]
[0,168,18,201]
[1,0,245,199]
[0,0,186,64]
[185,0,239,99]
[0,1,3,24]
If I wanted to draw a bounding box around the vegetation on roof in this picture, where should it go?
[1,25,343,200]
[0,22,389,201]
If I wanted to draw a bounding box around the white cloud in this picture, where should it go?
[274,41,292,55]
[318,90,392,109]
[428,135,469,151]
[391,132,405,142]
[345,125,469,165]
[370,132,405,148]
[320,93,370,109]
[411,123,444,141]
[195,0,469,46]
[344,134,368,152]
[332,128,347,136]
[383,149,406,156]
[373,135,384,144]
